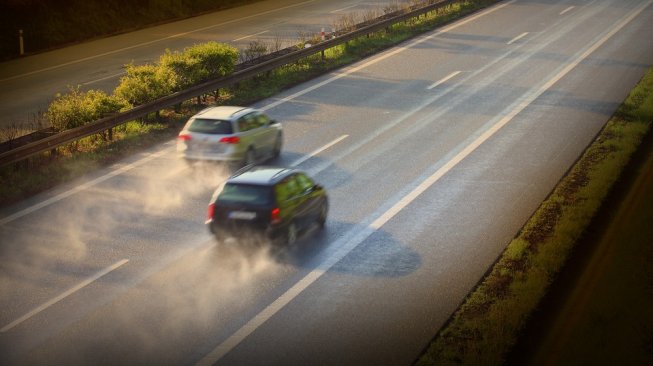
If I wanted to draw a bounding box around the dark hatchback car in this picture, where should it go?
[206,166,328,244]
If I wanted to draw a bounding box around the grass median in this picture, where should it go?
[415,67,653,365]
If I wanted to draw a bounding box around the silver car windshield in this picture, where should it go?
[187,118,233,134]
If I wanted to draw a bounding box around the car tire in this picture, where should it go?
[317,202,328,229]
[286,221,297,245]
[245,147,256,166]
[272,133,282,158]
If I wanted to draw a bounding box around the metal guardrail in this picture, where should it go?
[0,127,55,154]
[0,0,456,167]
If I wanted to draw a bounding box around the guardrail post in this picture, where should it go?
[19,29,24,56]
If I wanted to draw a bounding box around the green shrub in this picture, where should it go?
[159,42,238,90]
[47,87,127,132]
[186,42,239,80]
[114,63,177,106]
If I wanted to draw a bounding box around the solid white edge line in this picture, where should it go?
[1,0,317,82]
[560,6,575,15]
[290,135,349,167]
[195,1,652,363]
[507,31,529,45]
[0,259,129,333]
[232,30,270,42]
[427,70,462,90]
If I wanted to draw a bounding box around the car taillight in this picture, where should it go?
[207,203,215,220]
[271,207,281,224]
[219,136,240,144]
[178,134,192,141]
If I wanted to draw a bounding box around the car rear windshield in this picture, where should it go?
[218,184,272,205]
[187,118,233,134]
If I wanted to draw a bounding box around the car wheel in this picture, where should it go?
[272,133,282,158]
[286,221,297,245]
[245,147,256,166]
[317,202,328,229]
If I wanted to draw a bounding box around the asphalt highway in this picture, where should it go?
[0,0,389,130]
[1,0,652,365]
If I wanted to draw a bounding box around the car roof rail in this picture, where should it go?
[271,168,292,180]
[194,106,215,116]
[231,164,255,177]
[229,107,249,117]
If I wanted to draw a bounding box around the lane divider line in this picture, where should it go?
[507,32,529,45]
[0,259,129,333]
[560,6,575,15]
[289,135,349,167]
[195,1,651,362]
[427,71,462,90]
[232,30,270,42]
[81,71,126,86]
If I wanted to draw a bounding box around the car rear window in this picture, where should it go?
[187,118,233,134]
[218,184,272,205]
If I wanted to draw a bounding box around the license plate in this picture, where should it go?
[229,211,256,220]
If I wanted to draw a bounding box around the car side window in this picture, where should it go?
[237,117,249,132]
[236,113,257,132]
[286,176,301,197]
[275,175,305,204]
[275,179,292,203]
[255,112,270,126]
[295,173,314,192]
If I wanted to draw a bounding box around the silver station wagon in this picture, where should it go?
[177,106,283,166]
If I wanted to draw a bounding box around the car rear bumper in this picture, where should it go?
[179,151,243,162]
[207,220,283,242]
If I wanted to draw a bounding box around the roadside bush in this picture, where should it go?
[47,87,127,132]
[114,63,177,106]
[159,42,238,90]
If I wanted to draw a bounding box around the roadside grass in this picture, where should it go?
[0,0,497,207]
[415,67,653,365]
